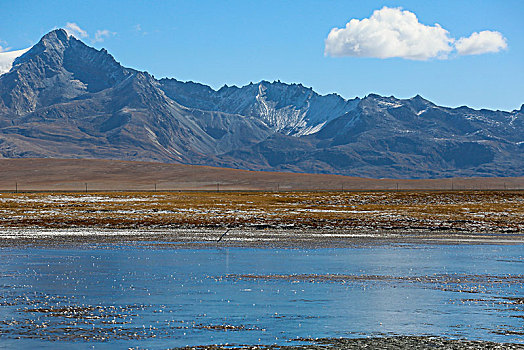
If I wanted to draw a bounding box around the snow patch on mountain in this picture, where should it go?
[0,47,31,75]
[377,100,403,108]
[251,82,360,136]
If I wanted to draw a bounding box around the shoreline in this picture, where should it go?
[1,227,523,248]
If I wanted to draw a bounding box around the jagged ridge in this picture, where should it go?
[0,29,522,178]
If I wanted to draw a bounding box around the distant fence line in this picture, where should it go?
[1,182,523,193]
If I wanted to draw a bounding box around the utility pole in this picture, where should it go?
[85,183,88,193]
[154,183,157,192]
[15,182,18,193]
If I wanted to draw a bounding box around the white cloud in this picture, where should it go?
[0,40,11,52]
[455,30,507,55]
[0,48,31,75]
[64,22,88,39]
[93,29,115,43]
[325,7,453,60]
[63,23,116,44]
[325,7,507,60]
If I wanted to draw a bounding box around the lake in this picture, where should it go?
[0,241,522,349]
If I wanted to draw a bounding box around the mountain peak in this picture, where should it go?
[41,28,70,44]
[29,29,72,56]
[410,94,432,103]
[0,29,131,114]
[15,29,74,67]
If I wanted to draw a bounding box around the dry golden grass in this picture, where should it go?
[1,191,522,233]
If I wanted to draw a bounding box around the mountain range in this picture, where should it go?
[0,29,522,178]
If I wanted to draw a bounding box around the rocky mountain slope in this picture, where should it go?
[0,29,522,178]
[159,79,360,136]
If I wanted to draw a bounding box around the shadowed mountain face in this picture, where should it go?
[0,29,522,178]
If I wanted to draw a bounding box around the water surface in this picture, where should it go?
[0,242,522,349]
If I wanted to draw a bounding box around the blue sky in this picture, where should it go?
[1,0,522,111]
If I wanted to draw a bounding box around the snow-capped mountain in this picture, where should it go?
[0,29,522,178]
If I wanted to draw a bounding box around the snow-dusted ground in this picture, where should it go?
[1,191,522,237]
[0,227,522,247]
[0,195,155,203]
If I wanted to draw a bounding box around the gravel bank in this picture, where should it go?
[176,336,524,349]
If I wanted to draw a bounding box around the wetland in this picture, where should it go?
[0,191,523,349]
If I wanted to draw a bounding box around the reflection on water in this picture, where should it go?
[0,242,522,349]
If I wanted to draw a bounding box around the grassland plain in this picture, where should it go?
[0,190,522,246]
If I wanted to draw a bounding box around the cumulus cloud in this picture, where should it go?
[64,22,88,38]
[325,7,507,60]
[325,7,453,60]
[94,29,115,43]
[455,30,507,55]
